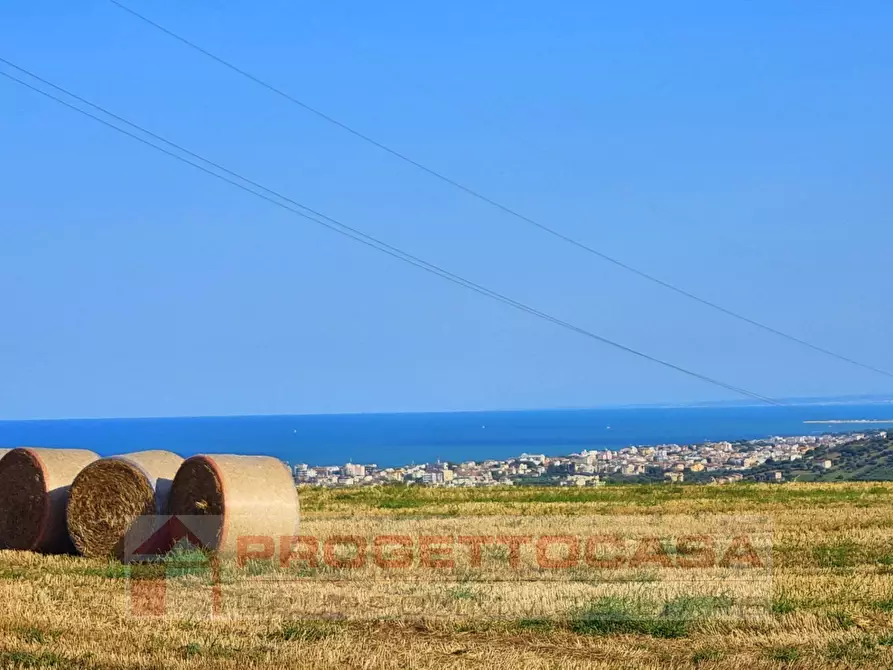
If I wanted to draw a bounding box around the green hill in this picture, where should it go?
[743,432,893,482]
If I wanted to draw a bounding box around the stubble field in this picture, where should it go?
[2,482,893,669]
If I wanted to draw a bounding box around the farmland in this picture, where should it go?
[2,482,893,668]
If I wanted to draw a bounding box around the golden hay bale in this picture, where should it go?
[0,447,99,553]
[67,450,184,558]
[168,454,299,555]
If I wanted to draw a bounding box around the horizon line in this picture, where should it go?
[1,393,892,424]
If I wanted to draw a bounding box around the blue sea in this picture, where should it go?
[1,403,892,467]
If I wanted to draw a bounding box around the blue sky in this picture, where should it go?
[1,1,892,419]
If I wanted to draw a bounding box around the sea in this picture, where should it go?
[1,403,892,467]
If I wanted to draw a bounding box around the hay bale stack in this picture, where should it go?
[67,450,184,559]
[168,454,299,555]
[0,447,99,553]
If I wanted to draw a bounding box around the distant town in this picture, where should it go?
[291,431,880,487]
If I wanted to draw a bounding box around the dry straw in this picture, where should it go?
[0,447,99,553]
[67,450,184,558]
[169,454,299,555]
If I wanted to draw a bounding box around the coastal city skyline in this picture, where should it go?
[291,431,874,488]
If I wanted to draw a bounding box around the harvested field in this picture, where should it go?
[2,482,893,668]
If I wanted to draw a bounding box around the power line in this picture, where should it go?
[0,60,781,406]
[106,0,893,381]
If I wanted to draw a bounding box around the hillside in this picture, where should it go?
[743,431,893,482]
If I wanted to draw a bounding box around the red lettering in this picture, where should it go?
[373,535,413,569]
[720,535,764,568]
[629,537,672,568]
[323,535,367,568]
[458,536,494,567]
[584,534,626,569]
[494,535,531,568]
[420,535,454,568]
[676,535,715,568]
[237,535,274,567]
[279,535,319,569]
[536,535,580,568]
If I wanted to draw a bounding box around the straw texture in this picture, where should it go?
[0,447,99,553]
[168,454,299,555]
[67,450,183,558]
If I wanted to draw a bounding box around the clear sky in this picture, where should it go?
[1,1,892,419]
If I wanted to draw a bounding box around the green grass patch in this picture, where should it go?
[76,562,131,579]
[771,595,797,615]
[181,642,202,659]
[569,597,694,638]
[16,627,61,645]
[826,610,856,629]
[0,568,27,580]
[766,645,800,662]
[0,651,80,668]
[825,637,878,662]
[813,540,860,568]
[447,586,477,601]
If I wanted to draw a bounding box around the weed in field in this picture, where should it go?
[771,594,796,615]
[813,540,859,568]
[447,586,477,601]
[0,651,78,668]
[825,636,877,661]
[569,597,689,638]
[377,499,424,509]
[17,627,61,645]
[0,568,26,580]
[274,621,340,642]
[766,645,800,662]
[75,562,131,579]
[182,642,202,659]
[826,610,856,629]
[872,599,893,612]
[662,595,732,619]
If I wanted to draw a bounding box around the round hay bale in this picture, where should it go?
[67,450,184,559]
[168,455,299,555]
[0,447,99,553]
